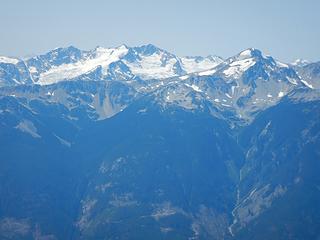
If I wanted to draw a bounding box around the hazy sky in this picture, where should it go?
[1,0,319,62]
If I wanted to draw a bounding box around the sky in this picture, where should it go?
[1,0,319,62]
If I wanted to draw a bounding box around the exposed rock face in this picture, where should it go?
[0,45,320,239]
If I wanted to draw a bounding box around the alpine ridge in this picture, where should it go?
[0,44,320,240]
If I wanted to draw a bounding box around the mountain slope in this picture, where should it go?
[0,44,222,86]
[0,45,320,240]
[295,61,320,89]
[231,89,320,239]
[0,57,33,86]
[72,98,243,240]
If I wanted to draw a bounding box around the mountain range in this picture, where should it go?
[0,44,319,240]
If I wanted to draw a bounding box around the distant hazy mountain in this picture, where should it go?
[0,44,319,240]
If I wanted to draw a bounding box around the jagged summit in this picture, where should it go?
[238,48,263,58]
[0,44,318,121]
[0,55,20,64]
[133,43,162,55]
[0,44,320,240]
[17,44,224,84]
[291,58,310,67]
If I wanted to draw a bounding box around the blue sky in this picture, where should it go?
[1,0,319,62]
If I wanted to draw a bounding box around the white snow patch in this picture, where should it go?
[126,52,178,80]
[38,45,129,85]
[198,69,217,76]
[181,56,222,74]
[276,61,289,68]
[0,56,20,64]
[301,79,314,89]
[231,86,236,95]
[225,93,232,99]
[221,103,231,107]
[179,75,189,80]
[239,49,252,57]
[185,83,202,93]
[291,59,309,66]
[287,77,298,85]
[223,58,256,77]
[278,91,285,98]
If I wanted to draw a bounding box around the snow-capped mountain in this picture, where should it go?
[294,61,320,89]
[143,48,316,121]
[15,44,222,86]
[1,44,320,240]
[0,44,318,122]
[291,58,310,67]
[0,56,33,86]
